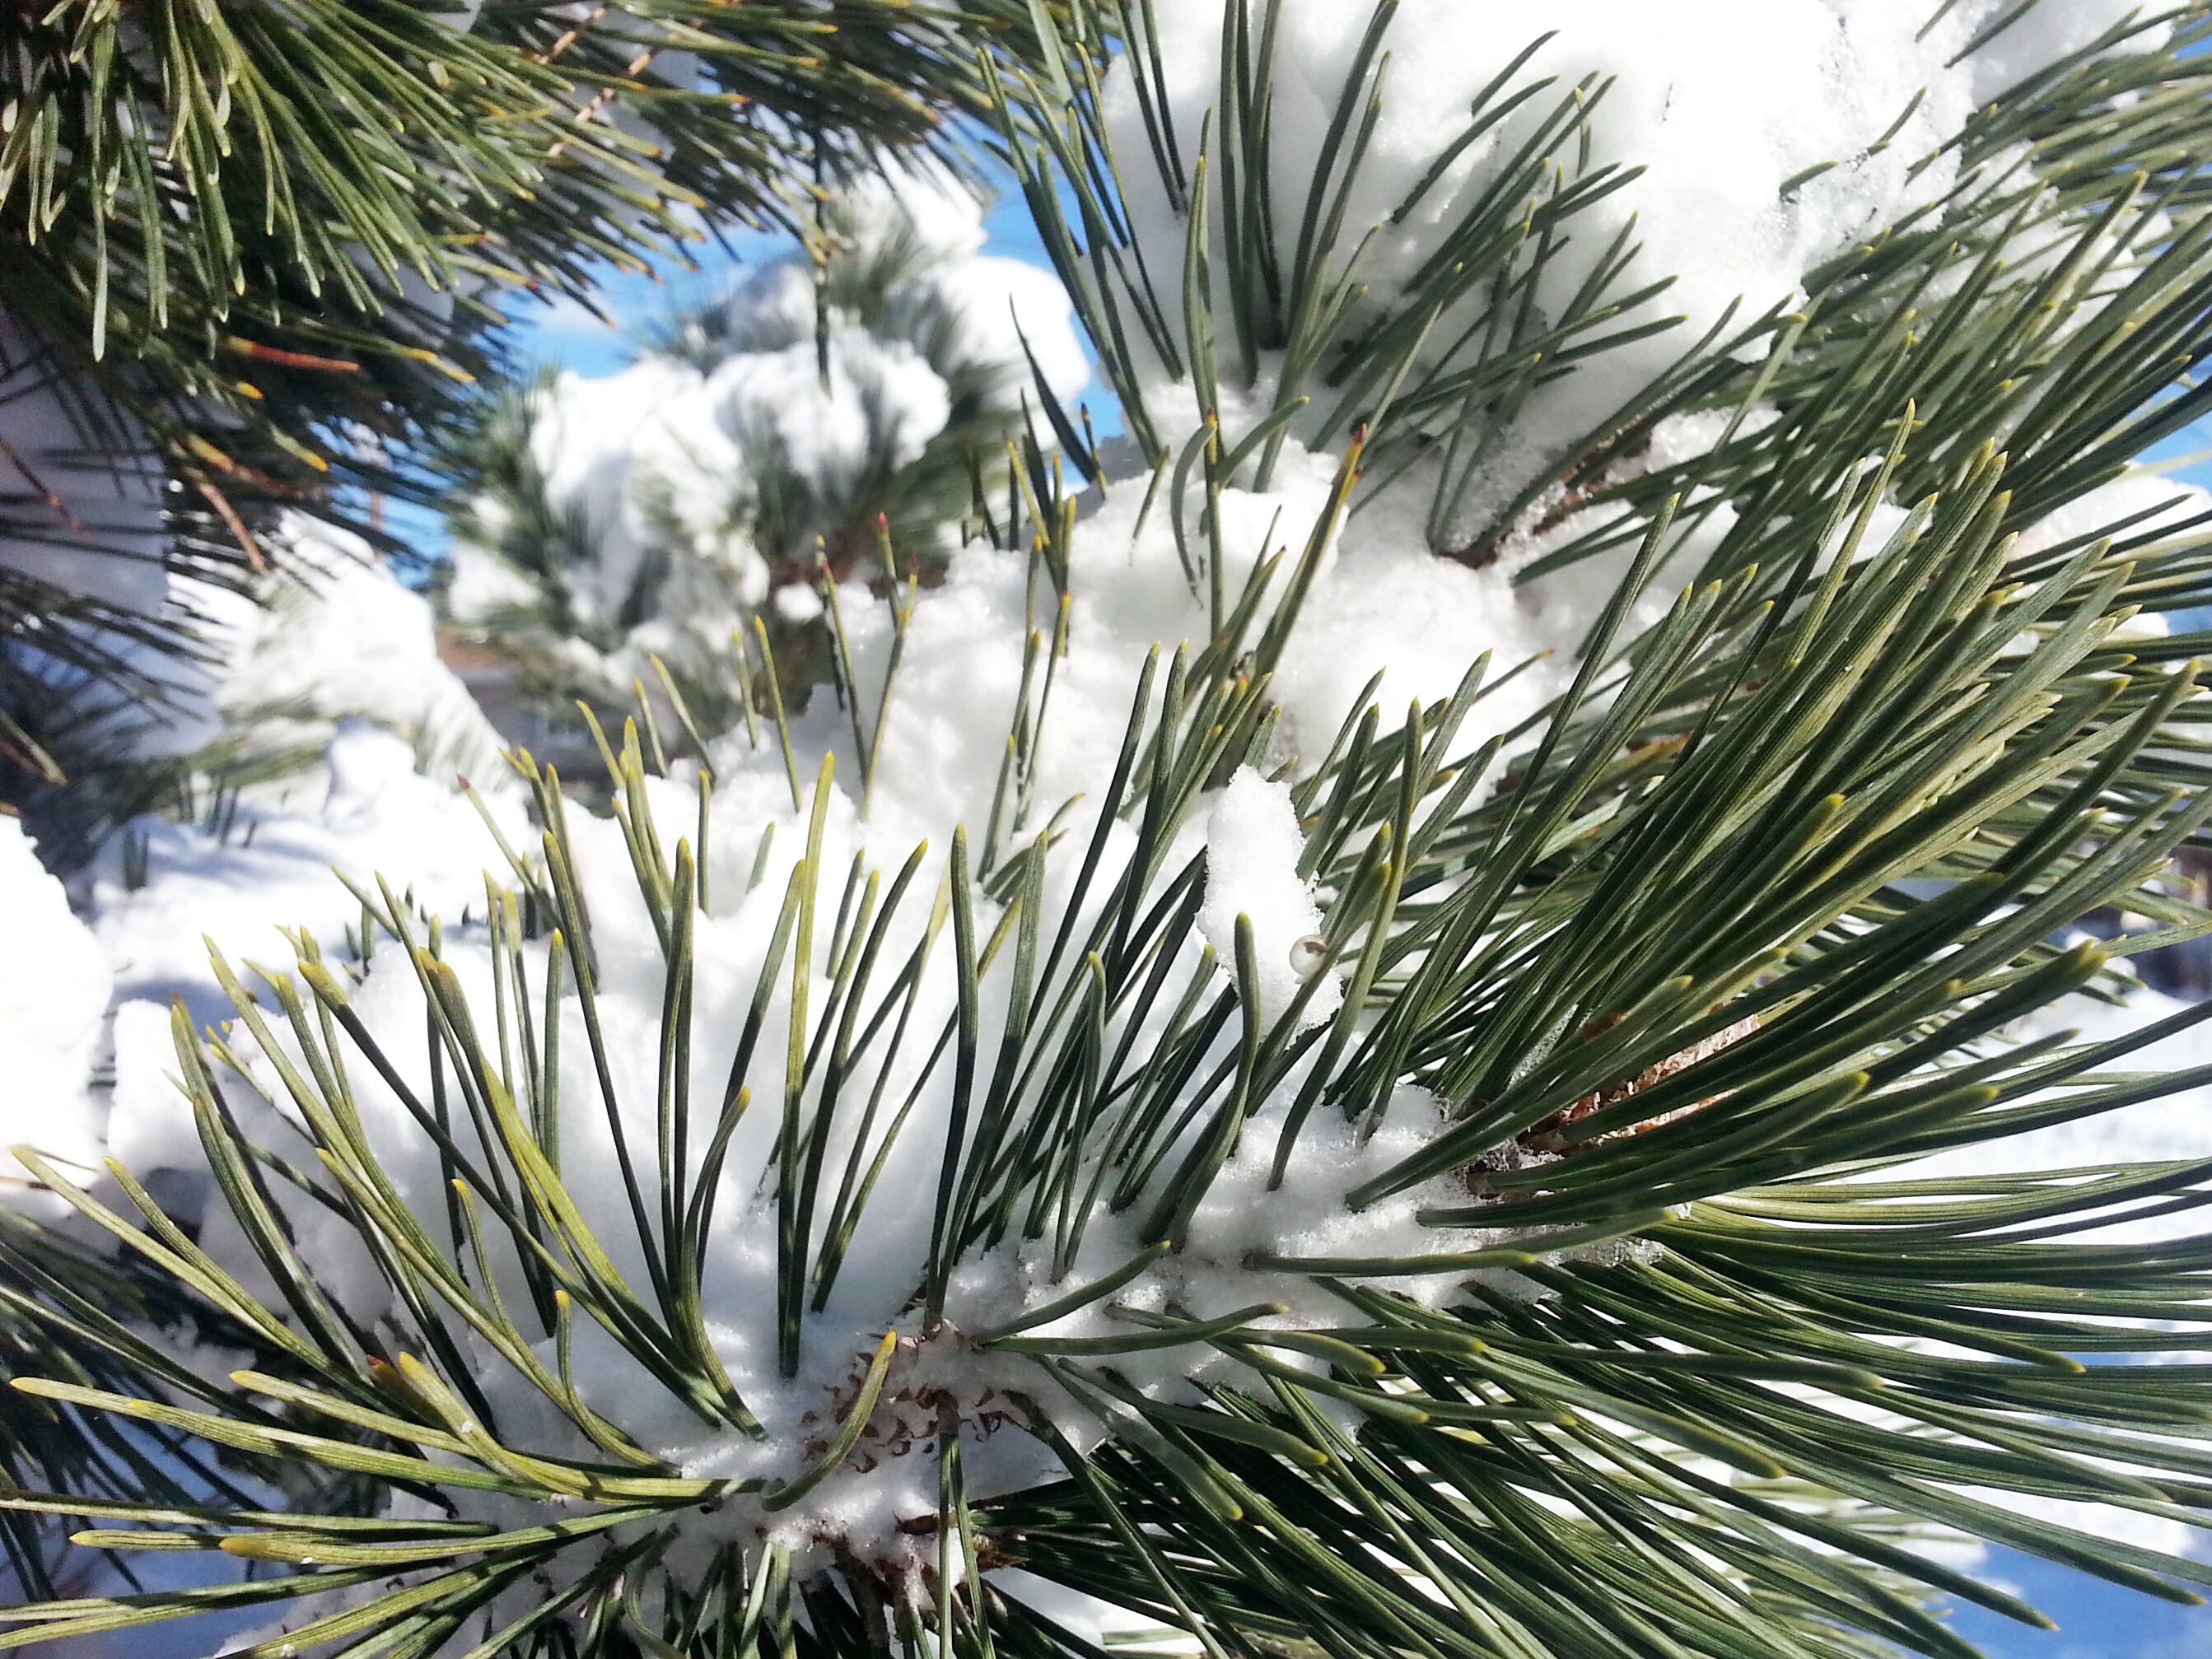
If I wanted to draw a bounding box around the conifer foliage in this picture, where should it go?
[6,6,2212,1659]
[0,0,1069,801]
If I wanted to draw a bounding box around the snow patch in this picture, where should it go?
[0,815,111,1211]
[1199,767,1335,1027]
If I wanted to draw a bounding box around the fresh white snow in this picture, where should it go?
[443,160,1091,714]
[0,815,111,1213]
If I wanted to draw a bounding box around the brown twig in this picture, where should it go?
[0,707,66,785]
[192,476,267,574]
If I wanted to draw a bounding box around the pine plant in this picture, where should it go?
[0,0,1078,819]
[438,164,1088,745]
[7,6,2212,1659]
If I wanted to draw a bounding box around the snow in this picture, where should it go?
[704,334,953,486]
[52,510,524,1037]
[2016,470,2212,570]
[61,436,1574,1574]
[203,515,508,781]
[820,426,1555,861]
[1952,0,2173,98]
[105,997,201,1181]
[87,722,524,1019]
[1904,984,2212,1247]
[133,737,1528,1586]
[444,158,1090,718]
[12,510,511,777]
[0,815,111,1211]
[65,456,2212,1595]
[1198,767,1336,1026]
[54,529,529,1191]
[1098,0,2172,547]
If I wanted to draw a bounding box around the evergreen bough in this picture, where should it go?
[438,168,1086,744]
[0,0,1075,809]
[4,6,2212,1658]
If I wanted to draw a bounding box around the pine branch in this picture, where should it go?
[2,1,1098,791]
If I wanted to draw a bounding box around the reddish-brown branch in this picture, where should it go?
[193,475,266,573]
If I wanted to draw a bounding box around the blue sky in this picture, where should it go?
[488,185,1077,379]
[1947,1548,2212,1659]
[458,182,2212,1659]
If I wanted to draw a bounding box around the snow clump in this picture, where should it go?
[443,160,1090,715]
[1199,767,1337,1026]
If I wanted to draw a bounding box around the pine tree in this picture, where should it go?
[0,0,1073,829]
[6,6,2212,1659]
[437,160,1090,749]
